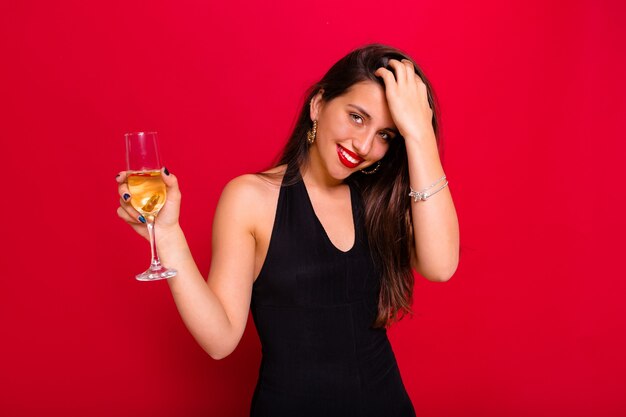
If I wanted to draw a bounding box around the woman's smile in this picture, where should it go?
[336,144,364,168]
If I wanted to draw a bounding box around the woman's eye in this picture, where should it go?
[379,131,394,141]
[350,113,364,124]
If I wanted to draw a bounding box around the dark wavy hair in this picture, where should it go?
[262,43,442,328]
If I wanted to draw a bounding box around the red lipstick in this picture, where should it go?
[337,145,364,168]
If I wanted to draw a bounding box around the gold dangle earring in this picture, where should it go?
[360,161,382,174]
[307,120,318,145]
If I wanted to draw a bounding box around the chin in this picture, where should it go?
[332,164,360,182]
[313,144,363,181]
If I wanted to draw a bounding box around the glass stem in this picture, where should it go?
[147,217,162,271]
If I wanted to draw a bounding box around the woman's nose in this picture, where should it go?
[352,131,375,157]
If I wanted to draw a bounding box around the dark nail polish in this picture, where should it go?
[116,173,120,178]
[164,166,170,176]
[123,193,130,201]
[138,215,146,223]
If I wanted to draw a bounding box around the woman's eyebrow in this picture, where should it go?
[347,104,398,133]
[347,104,372,119]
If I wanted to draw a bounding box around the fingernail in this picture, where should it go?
[163,166,170,176]
[138,215,146,223]
[123,193,130,201]
[116,173,120,178]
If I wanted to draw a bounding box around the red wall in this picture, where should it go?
[1,1,625,416]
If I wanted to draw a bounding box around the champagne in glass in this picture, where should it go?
[125,132,177,281]
[128,170,167,216]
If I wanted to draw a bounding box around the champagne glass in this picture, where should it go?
[125,132,177,281]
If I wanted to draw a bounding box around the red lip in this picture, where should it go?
[337,145,364,168]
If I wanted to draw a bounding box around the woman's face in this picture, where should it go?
[309,80,398,181]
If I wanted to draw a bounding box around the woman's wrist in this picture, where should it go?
[155,223,191,266]
[404,131,441,164]
[403,128,437,148]
[404,129,447,192]
[155,222,184,247]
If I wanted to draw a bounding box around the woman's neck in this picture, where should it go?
[302,145,345,190]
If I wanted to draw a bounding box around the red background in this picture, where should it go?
[1,0,625,416]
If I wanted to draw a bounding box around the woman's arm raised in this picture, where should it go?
[375,61,460,282]
[117,170,258,360]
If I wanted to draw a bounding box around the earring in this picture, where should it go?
[307,120,318,145]
[360,161,382,175]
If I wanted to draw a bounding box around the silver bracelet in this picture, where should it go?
[409,175,448,202]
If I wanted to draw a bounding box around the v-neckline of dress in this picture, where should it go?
[299,177,358,254]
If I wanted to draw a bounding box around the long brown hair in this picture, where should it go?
[263,44,442,328]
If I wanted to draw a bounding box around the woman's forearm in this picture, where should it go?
[155,225,235,359]
[405,134,460,282]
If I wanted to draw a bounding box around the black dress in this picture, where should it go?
[250,172,416,417]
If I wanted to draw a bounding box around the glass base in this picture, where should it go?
[136,265,177,281]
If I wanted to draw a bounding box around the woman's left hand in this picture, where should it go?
[374,59,434,143]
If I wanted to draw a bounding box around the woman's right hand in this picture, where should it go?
[116,167,182,241]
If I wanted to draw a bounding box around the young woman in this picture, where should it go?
[116,44,459,417]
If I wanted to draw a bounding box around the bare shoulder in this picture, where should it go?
[222,165,286,198]
[217,165,287,227]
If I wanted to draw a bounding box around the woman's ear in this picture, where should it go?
[309,89,325,121]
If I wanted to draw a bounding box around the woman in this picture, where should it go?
[116,44,459,417]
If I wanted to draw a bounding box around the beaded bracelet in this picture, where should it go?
[409,174,448,202]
